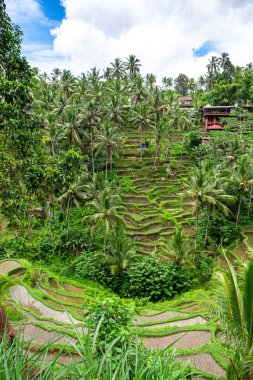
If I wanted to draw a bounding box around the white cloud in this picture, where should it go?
[5,0,48,25]
[7,0,253,79]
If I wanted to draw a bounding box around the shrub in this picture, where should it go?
[74,252,112,286]
[122,257,193,301]
[200,213,240,246]
[85,298,134,348]
[184,130,202,152]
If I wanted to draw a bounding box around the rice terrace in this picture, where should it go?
[1,0,253,379]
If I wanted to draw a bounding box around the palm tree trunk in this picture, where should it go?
[140,126,143,160]
[47,207,55,255]
[236,196,242,228]
[91,128,95,175]
[248,185,252,216]
[110,151,113,171]
[153,141,160,168]
[204,211,210,246]
[51,140,55,155]
[195,209,199,248]
[105,158,108,180]
[104,233,107,254]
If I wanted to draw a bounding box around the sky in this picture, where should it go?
[5,0,253,80]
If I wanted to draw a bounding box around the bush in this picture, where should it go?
[184,130,202,152]
[85,298,134,348]
[121,257,193,302]
[200,213,240,246]
[74,252,112,286]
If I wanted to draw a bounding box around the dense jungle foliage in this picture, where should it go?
[1,0,253,378]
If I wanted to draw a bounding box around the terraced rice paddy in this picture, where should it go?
[2,131,253,379]
[117,128,194,254]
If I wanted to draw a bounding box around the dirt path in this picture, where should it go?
[0,260,22,275]
[143,330,211,349]
[178,353,226,376]
[141,316,207,329]
[10,285,82,326]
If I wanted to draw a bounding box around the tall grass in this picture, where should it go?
[0,326,193,380]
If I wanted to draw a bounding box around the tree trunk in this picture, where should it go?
[195,209,199,249]
[105,158,108,180]
[47,207,55,255]
[153,141,160,168]
[140,126,143,160]
[104,233,107,254]
[236,196,242,228]
[0,305,13,339]
[51,140,55,155]
[204,211,210,246]
[110,151,113,171]
[248,185,252,216]
[91,128,95,175]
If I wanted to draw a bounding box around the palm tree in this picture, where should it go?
[169,108,193,133]
[131,103,152,160]
[83,189,125,253]
[162,76,173,89]
[98,236,138,275]
[131,76,147,105]
[60,69,76,99]
[124,55,141,79]
[205,255,253,379]
[145,73,157,90]
[42,113,65,155]
[87,67,102,82]
[226,155,253,227]
[94,122,123,179]
[186,166,236,247]
[80,100,100,174]
[158,227,195,267]
[206,56,220,75]
[82,172,108,202]
[63,104,82,146]
[57,174,88,229]
[153,118,172,167]
[106,96,127,127]
[110,58,125,80]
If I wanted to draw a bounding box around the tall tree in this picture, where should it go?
[83,189,125,253]
[206,255,253,379]
[94,122,123,178]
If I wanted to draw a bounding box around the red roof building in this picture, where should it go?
[177,97,194,110]
[206,125,224,131]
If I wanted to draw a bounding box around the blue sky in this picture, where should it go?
[5,0,253,79]
[20,0,64,46]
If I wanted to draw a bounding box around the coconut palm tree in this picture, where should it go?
[207,56,220,75]
[98,236,138,275]
[205,255,253,379]
[63,104,82,146]
[131,103,152,160]
[153,118,172,167]
[82,172,112,202]
[42,113,65,155]
[124,55,141,79]
[83,189,125,253]
[186,166,236,247]
[158,227,196,267]
[60,69,76,99]
[57,174,88,229]
[106,95,127,127]
[110,58,126,80]
[225,155,253,227]
[94,122,123,179]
